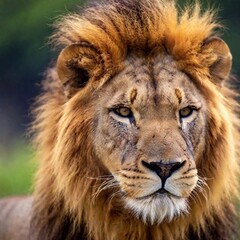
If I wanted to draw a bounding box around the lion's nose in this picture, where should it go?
[142,160,186,182]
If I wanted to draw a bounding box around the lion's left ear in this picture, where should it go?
[202,37,232,85]
[56,44,95,98]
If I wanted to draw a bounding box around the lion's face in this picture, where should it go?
[94,53,207,224]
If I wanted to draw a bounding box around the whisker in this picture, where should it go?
[190,176,210,203]
[91,177,120,203]
[84,170,122,181]
[109,189,125,203]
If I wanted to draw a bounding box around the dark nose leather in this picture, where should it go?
[142,160,186,184]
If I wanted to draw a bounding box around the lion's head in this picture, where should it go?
[31,0,239,239]
[93,53,206,224]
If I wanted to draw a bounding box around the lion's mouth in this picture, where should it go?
[136,188,181,200]
[125,188,188,224]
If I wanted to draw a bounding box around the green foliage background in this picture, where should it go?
[0,144,35,197]
[0,0,85,196]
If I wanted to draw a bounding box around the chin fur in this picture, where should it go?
[125,195,189,225]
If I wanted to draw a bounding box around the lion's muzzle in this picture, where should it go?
[142,160,186,185]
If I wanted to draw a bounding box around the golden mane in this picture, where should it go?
[30,0,239,239]
[53,0,220,83]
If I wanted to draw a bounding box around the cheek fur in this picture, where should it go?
[94,116,134,170]
[181,112,206,157]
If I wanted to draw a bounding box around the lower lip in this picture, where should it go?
[157,188,168,194]
[152,189,181,199]
[137,189,177,200]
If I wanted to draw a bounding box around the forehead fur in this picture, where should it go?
[53,0,220,80]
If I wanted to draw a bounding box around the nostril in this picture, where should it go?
[141,160,148,168]
[170,160,186,174]
[141,160,156,172]
[141,160,163,173]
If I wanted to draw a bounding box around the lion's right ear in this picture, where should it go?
[202,37,232,85]
[56,44,92,97]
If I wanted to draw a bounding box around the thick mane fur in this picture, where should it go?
[53,0,220,82]
[30,0,239,240]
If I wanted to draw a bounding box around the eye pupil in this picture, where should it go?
[113,107,132,118]
[119,107,131,117]
[179,107,192,118]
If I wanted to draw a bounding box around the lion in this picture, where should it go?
[0,0,239,239]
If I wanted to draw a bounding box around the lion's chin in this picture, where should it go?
[125,194,188,225]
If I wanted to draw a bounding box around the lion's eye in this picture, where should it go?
[114,107,132,118]
[179,107,194,118]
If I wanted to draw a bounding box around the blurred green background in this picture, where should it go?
[0,0,85,196]
[0,0,239,199]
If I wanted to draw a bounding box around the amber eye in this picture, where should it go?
[114,107,132,118]
[179,107,193,118]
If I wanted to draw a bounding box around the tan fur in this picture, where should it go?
[9,0,239,240]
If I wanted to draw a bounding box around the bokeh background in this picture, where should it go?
[0,0,239,198]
